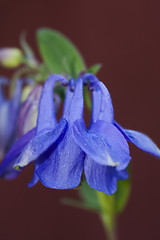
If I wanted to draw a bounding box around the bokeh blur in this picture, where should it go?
[0,0,160,239]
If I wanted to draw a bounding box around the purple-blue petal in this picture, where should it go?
[28,168,39,187]
[91,89,101,123]
[36,74,68,134]
[114,121,160,158]
[63,87,74,119]
[113,169,129,180]
[0,77,8,104]
[84,155,118,195]
[15,117,68,168]
[0,80,22,155]
[67,78,84,124]
[83,74,114,123]
[95,81,114,123]
[73,119,131,170]
[36,125,84,189]
[28,158,44,187]
[0,128,35,179]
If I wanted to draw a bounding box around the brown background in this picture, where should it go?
[0,0,160,239]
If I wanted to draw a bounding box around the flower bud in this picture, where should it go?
[17,85,42,137]
[0,48,23,68]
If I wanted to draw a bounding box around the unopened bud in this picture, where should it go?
[0,48,23,68]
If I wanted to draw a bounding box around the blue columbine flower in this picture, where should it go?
[34,77,85,188]
[72,73,131,194]
[0,75,69,182]
[14,74,131,193]
[72,73,160,194]
[82,74,160,159]
[13,74,85,188]
[2,73,159,195]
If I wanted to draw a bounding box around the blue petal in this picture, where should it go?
[54,93,61,114]
[0,128,35,179]
[15,117,68,168]
[73,119,131,170]
[95,81,114,123]
[28,158,43,187]
[82,73,99,84]
[91,89,101,123]
[114,122,160,158]
[36,125,84,189]
[66,78,84,124]
[63,87,74,119]
[28,168,39,187]
[0,77,8,104]
[0,80,22,155]
[113,169,129,180]
[36,74,68,134]
[84,155,118,195]
[83,74,114,123]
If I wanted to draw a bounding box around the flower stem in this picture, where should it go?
[96,191,117,240]
[10,66,31,96]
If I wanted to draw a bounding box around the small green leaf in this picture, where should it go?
[61,198,100,212]
[87,63,102,75]
[37,28,86,78]
[79,181,101,211]
[115,178,131,213]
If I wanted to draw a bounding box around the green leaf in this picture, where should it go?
[79,181,101,211]
[61,198,100,212]
[87,63,102,75]
[37,28,86,78]
[115,178,131,213]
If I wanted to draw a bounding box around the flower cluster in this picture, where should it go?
[0,74,159,194]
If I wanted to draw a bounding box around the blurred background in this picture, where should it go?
[0,0,160,239]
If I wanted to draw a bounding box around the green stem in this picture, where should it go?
[10,66,31,96]
[100,212,117,240]
[9,64,42,96]
[96,191,117,240]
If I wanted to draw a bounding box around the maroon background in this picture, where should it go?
[0,0,160,239]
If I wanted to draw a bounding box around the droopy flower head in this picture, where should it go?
[16,75,84,188]
[1,73,160,194]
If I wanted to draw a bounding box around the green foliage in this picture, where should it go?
[63,179,130,214]
[37,28,86,78]
[80,179,130,215]
[115,178,131,213]
[87,63,102,75]
[79,181,101,211]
